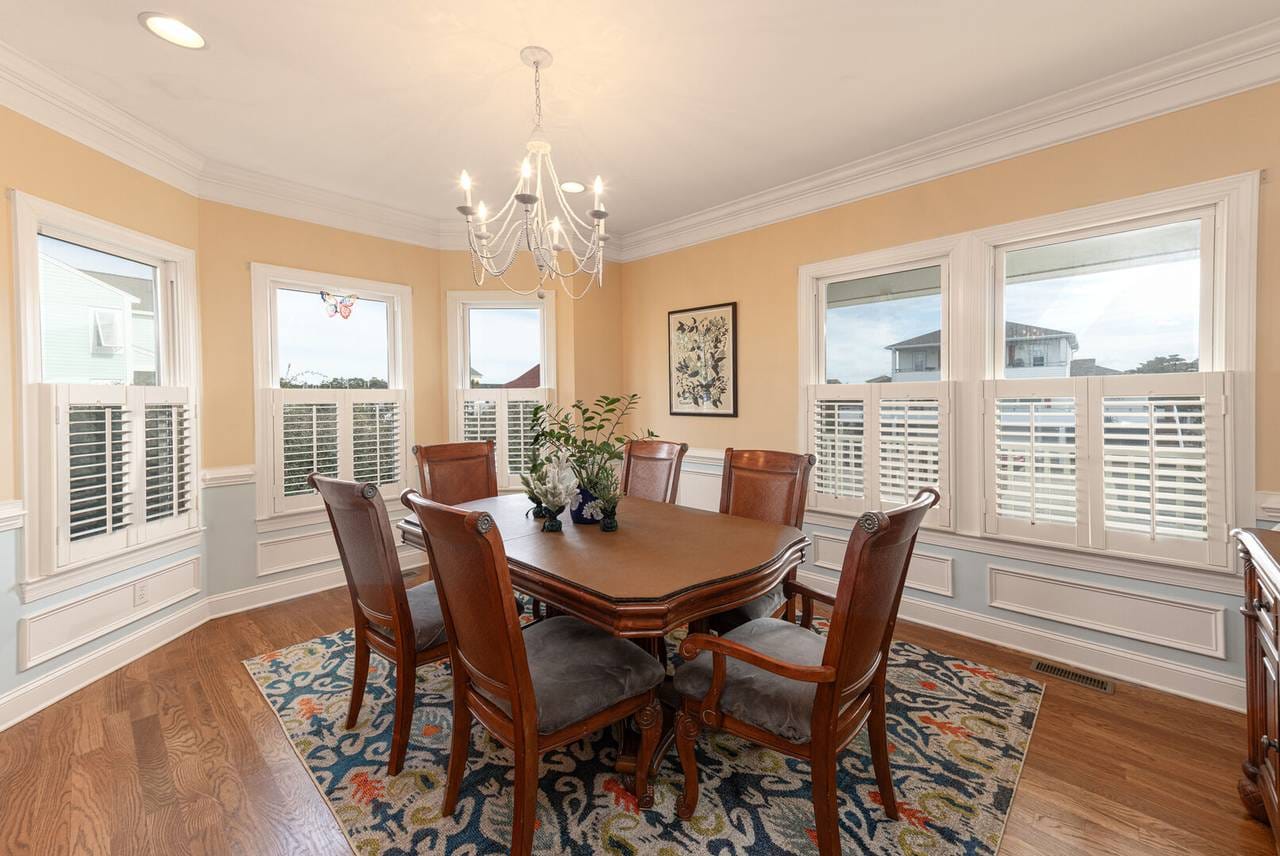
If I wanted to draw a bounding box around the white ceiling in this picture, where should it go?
[2,1,1279,237]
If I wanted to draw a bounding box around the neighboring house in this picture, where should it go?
[38,254,156,385]
[472,364,540,389]
[884,321,1104,381]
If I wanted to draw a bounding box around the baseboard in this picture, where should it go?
[0,566,350,732]
[796,569,1245,711]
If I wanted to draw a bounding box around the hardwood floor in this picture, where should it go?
[0,582,1269,855]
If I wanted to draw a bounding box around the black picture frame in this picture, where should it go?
[667,301,738,417]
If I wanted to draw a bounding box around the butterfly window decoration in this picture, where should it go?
[320,291,357,319]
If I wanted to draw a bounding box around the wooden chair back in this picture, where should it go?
[621,439,689,503]
[719,449,816,528]
[823,488,939,697]
[401,491,534,719]
[411,441,498,505]
[310,474,411,641]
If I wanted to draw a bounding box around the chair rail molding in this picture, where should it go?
[201,465,256,488]
[2,19,1280,259]
[0,500,25,533]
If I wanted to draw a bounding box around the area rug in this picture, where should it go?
[245,620,1042,855]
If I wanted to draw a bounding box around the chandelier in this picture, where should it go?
[455,46,609,300]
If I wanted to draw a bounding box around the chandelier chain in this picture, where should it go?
[533,63,543,130]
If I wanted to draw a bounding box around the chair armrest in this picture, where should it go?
[678,633,835,684]
[784,579,835,628]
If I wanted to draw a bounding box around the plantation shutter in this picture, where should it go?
[1087,372,1228,567]
[351,389,407,499]
[139,386,197,539]
[457,388,547,490]
[807,384,870,515]
[983,378,1089,547]
[876,382,951,527]
[54,384,133,565]
[274,389,341,513]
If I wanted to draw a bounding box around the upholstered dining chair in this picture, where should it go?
[310,474,450,776]
[673,487,939,856]
[403,489,666,856]
[411,440,498,504]
[703,448,815,634]
[621,439,689,503]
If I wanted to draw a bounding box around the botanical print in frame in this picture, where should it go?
[668,301,737,417]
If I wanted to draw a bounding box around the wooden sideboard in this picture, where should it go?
[1237,527,1280,850]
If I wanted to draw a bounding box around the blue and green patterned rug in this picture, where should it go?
[244,619,1042,855]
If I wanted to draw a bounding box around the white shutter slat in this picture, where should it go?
[993,397,1077,525]
[66,402,131,542]
[878,397,941,508]
[352,399,402,486]
[280,399,340,498]
[807,384,870,515]
[142,393,194,524]
[506,398,541,478]
[461,398,498,444]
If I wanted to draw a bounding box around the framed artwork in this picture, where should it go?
[668,301,737,417]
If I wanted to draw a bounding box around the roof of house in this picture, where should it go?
[1069,358,1122,376]
[887,321,1078,350]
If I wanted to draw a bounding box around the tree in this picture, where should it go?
[1128,354,1198,374]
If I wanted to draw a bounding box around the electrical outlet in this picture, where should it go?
[133,581,149,608]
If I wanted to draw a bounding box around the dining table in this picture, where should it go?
[397,492,810,793]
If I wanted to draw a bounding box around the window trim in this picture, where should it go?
[445,290,557,474]
[250,263,415,523]
[12,191,202,599]
[797,172,1258,576]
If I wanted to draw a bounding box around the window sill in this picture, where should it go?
[19,527,205,604]
[803,509,1242,595]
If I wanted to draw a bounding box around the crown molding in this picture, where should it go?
[3,18,1280,261]
[611,17,1280,262]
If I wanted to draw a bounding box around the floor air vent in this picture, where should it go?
[1030,659,1115,694]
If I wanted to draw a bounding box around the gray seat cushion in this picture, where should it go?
[406,581,447,651]
[674,617,827,743]
[480,616,666,734]
[709,582,787,634]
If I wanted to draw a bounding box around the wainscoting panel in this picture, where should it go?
[18,556,201,669]
[987,565,1227,659]
[812,531,953,596]
[257,527,427,577]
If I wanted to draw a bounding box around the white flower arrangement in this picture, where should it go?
[574,495,605,521]
[527,452,579,512]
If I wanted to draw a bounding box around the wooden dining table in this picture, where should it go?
[397,492,809,784]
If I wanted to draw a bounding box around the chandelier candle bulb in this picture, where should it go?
[593,176,603,211]
[460,171,472,206]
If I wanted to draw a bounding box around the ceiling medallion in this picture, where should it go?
[455,46,608,300]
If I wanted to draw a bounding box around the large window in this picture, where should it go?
[14,194,200,593]
[447,292,556,489]
[800,175,1257,574]
[251,265,413,517]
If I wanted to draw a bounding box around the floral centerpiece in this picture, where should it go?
[524,394,654,531]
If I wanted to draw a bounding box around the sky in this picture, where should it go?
[825,257,1200,382]
[468,307,541,384]
[276,288,389,382]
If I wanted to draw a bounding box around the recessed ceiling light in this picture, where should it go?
[560,181,585,194]
[138,12,206,49]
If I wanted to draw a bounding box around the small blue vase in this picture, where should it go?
[570,488,600,525]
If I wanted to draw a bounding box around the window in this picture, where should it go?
[252,265,413,518]
[800,175,1257,574]
[1000,215,1206,379]
[14,193,201,590]
[824,264,942,384]
[447,292,556,489]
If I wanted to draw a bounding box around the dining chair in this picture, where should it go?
[403,489,666,855]
[411,440,498,504]
[704,448,816,634]
[621,439,689,503]
[310,474,450,776]
[673,487,939,856]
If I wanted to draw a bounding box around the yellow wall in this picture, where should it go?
[5,81,1279,499]
[0,106,199,499]
[0,105,619,498]
[619,83,1280,489]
